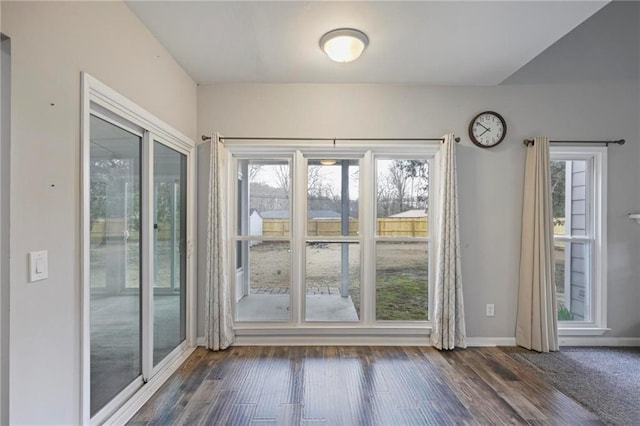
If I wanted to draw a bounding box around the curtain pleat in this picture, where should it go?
[204,134,234,350]
[430,134,466,350]
[516,136,559,352]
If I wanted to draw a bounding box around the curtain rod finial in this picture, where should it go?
[202,135,212,142]
[454,136,460,143]
[617,139,626,145]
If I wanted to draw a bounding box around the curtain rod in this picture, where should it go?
[201,135,460,143]
[523,139,625,147]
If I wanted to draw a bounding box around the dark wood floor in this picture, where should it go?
[129,346,602,425]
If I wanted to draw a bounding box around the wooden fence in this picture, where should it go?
[91,217,429,243]
[263,217,427,237]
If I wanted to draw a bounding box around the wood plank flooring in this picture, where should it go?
[128,346,602,425]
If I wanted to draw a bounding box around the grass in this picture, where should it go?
[557,304,574,321]
[375,272,428,321]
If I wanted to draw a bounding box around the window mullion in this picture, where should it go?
[292,151,305,325]
[141,131,153,381]
[361,151,374,325]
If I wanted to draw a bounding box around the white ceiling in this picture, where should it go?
[126,1,608,86]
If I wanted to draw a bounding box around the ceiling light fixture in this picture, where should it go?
[319,28,369,63]
[320,159,337,166]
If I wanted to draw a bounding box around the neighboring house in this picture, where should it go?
[249,209,262,246]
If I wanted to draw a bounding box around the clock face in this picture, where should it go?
[469,111,506,148]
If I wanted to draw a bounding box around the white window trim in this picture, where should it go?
[80,73,196,424]
[225,141,439,336]
[550,146,608,336]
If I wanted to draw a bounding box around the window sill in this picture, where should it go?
[558,327,610,336]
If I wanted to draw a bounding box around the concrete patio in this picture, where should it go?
[236,287,359,322]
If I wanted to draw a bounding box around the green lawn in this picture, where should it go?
[374,272,428,321]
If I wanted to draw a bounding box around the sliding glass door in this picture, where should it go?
[83,75,194,424]
[153,142,187,366]
[89,115,142,416]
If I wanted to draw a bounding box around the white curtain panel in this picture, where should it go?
[430,134,466,350]
[516,136,559,352]
[204,134,234,350]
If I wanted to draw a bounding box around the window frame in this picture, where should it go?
[303,155,363,323]
[373,155,432,323]
[550,146,608,335]
[231,156,294,323]
[226,141,439,332]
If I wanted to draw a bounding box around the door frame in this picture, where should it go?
[80,73,196,425]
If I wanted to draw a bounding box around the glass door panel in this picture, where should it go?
[153,142,187,366]
[89,115,142,416]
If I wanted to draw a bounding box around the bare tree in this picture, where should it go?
[248,164,262,183]
[274,165,290,193]
[388,161,408,214]
[376,169,394,218]
[399,160,428,210]
[307,166,325,198]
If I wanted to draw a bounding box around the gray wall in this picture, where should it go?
[2,2,197,424]
[0,33,10,426]
[197,80,640,340]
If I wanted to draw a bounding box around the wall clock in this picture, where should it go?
[468,111,507,148]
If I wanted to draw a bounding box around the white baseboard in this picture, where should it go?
[197,336,205,346]
[198,334,518,347]
[105,346,196,425]
[234,335,431,346]
[198,334,639,348]
[559,336,640,346]
[466,337,517,347]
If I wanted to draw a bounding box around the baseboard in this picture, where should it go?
[199,334,640,348]
[198,334,518,347]
[466,337,517,347]
[234,334,431,346]
[559,336,640,346]
[105,345,196,425]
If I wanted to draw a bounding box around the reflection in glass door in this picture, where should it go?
[153,142,187,366]
[89,115,142,416]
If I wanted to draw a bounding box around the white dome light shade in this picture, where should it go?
[320,28,369,63]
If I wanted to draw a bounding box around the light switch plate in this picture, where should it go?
[29,250,48,282]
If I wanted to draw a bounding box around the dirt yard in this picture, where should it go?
[249,241,427,287]
[249,241,428,319]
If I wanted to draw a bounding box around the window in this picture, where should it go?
[550,147,607,334]
[375,159,429,321]
[230,144,436,328]
[234,159,292,322]
[305,159,360,322]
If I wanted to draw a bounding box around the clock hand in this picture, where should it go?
[478,128,491,137]
[476,122,490,131]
